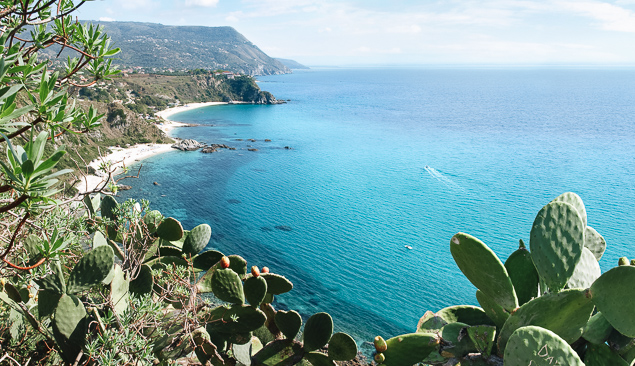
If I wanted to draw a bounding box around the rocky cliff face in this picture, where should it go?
[81,22,291,76]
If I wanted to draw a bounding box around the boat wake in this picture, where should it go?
[424,165,464,191]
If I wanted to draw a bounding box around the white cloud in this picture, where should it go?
[114,0,154,10]
[99,17,116,21]
[226,15,240,22]
[558,1,635,32]
[185,0,219,7]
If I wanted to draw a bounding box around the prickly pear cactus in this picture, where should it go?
[379,333,440,366]
[504,239,539,305]
[182,223,211,256]
[503,326,584,366]
[590,266,635,337]
[303,312,333,352]
[156,217,184,241]
[450,232,518,311]
[244,275,268,307]
[67,245,115,294]
[530,201,585,292]
[327,332,357,361]
[274,310,302,340]
[211,268,245,304]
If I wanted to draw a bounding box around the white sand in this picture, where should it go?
[76,102,228,194]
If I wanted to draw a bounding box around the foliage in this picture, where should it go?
[371,192,634,365]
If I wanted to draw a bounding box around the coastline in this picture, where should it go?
[76,102,230,194]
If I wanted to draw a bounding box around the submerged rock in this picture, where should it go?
[201,144,233,153]
[274,225,292,232]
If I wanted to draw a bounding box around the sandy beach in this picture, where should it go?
[76,102,229,194]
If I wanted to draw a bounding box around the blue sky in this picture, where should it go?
[76,0,635,66]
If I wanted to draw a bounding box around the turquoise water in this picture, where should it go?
[120,68,635,342]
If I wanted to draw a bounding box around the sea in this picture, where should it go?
[119,67,635,345]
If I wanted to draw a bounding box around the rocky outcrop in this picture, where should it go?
[201,144,236,153]
[172,139,206,151]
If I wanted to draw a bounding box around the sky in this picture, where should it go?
[75,0,635,66]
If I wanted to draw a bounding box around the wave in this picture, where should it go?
[424,165,464,191]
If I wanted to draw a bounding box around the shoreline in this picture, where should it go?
[76,102,230,194]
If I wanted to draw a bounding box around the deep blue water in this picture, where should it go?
[119,68,635,342]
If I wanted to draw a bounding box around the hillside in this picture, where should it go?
[44,21,291,76]
[276,58,310,69]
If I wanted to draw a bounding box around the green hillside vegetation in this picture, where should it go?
[42,22,291,76]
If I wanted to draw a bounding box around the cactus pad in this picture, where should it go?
[110,264,130,317]
[100,195,117,220]
[416,311,447,333]
[182,223,211,256]
[130,264,153,297]
[550,192,587,226]
[53,293,87,340]
[381,333,440,366]
[590,266,635,337]
[450,232,518,311]
[497,288,594,351]
[530,201,585,292]
[275,310,302,340]
[503,326,584,366]
[467,325,496,358]
[244,275,268,307]
[143,210,163,233]
[439,322,476,358]
[67,245,115,294]
[192,250,224,272]
[92,231,107,249]
[38,289,61,319]
[261,273,293,295]
[204,305,266,334]
[252,339,304,366]
[303,312,333,352]
[156,217,184,241]
[504,241,539,305]
[582,312,613,344]
[211,268,245,304]
[584,342,629,366]
[584,225,606,261]
[567,247,601,289]
[436,305,494,326]
[328,332,357,361]
[304,352,336,366]
[228,255,248,277]
[475,290,509,329]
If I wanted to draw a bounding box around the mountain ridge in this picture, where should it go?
[77,21,291,76]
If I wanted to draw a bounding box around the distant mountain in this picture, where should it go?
[275,58,310,69]
[79,22,291,76]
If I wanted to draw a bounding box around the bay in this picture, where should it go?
[119,67,635,342]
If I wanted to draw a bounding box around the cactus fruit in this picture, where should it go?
[504,239,539,305]
[261,273,293,295]
[211,268,245,304]
[67,245,115,294]
[327,332,357,361]
[530,201,585,292]
[380,333,440,366]
[374,335,388,352]
[584,225,606,261]
[244,275,267,307]
[156,217,184,241]
[110,264,130,317]
[582,312,613,344]
[435,305,494,326]
[262,267,270,273]
[182,223,211,256]
[584,342,629,366]
[475,290,509,329]
[450,233,518,311]
[251,266,260,277]
[129,264,153,297]
[374,353,385,363]
[590,266,635,337]
[567,247,601,289]
[304,352,336,366]
[503,326,584,366]
[497,288,594,352]
[275,310,302,340]
[619,257,629,266]
[220,256,230,269]
[252,339,304,366]
[303,312,333,352]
